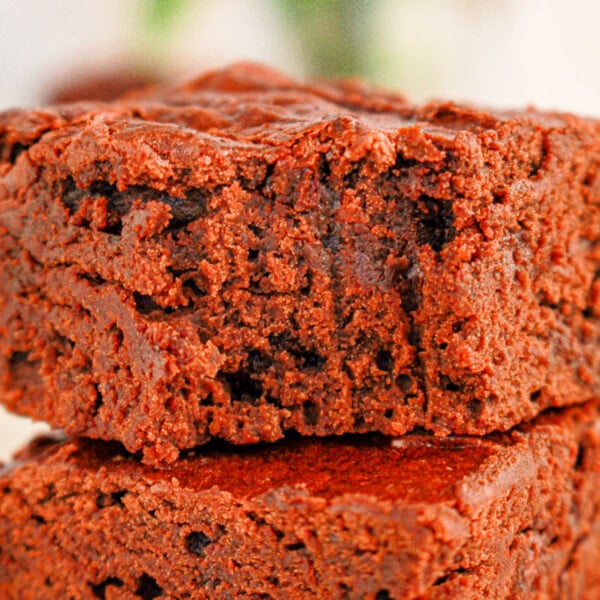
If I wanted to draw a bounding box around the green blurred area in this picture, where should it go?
[277,0,373,78]
[143,0,190,33]
[141,0,378,79]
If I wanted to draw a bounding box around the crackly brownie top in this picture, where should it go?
[0,62,587,200]
[8,400,593,504]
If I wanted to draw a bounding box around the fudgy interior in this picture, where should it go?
[1,64,599,462]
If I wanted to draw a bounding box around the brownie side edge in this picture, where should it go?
[1,402,599,598]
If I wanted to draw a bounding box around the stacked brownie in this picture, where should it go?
[1,63,599,598]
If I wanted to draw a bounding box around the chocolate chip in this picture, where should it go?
[395,375,412,392]
[415,195,456,253]
[185,531,212,556]
[96,490,126,509]
[222,369,264,404]
[135,573,162,600]
[303,402,319,426]
[91,577,124,599]
[375,349,394,372]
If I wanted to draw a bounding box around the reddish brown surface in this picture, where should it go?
[9,434,498,504]
[1,63,599,462]
[45,68,159,104]
[2,402,600,599]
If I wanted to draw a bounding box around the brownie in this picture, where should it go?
[1,401,600,599]
[45,68,159,104]
[1,63,599,462]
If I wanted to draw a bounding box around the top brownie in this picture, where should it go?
[0,63,599,463]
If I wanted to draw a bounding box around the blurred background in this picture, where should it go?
[1,0,600,461]
[2,0,600,113]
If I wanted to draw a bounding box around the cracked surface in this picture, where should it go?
[1,63,600,462]
[1,401,600,598]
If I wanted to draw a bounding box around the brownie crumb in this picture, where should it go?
[0,63,599,462]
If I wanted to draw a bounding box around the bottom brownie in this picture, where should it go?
[1,403,600,599]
